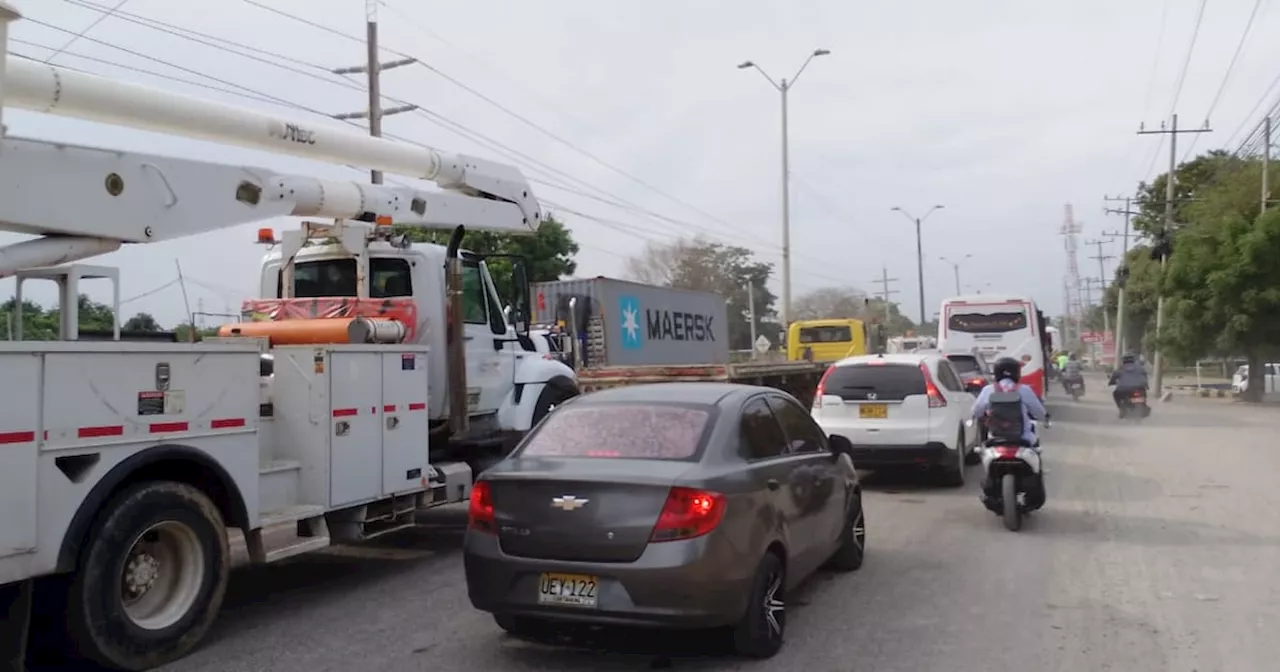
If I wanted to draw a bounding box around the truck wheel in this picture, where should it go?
[531,380,577,426]
[65,481,230,671]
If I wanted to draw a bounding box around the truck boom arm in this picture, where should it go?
[0,3,541,276]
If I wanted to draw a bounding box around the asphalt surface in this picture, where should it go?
[153,378,1279,672]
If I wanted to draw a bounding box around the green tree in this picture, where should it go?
[1102,245,1162,356]
[391,216,580,307]
[123,312,162,332]
[0,295,117,340]
[625,236,778,350]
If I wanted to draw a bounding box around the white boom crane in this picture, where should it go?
[0,1,541,278]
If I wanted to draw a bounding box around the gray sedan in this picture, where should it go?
[463,382,865,658]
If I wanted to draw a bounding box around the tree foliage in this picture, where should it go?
[791,286,917,336]
[1124,148,1276,400]
[1,295,119,340]
[391,216,580,306]
[625,236,778,350]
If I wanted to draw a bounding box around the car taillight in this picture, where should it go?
[967,377,985,387]
[919,363,947,408]
[813,366,834,409]
[649,487,726,542]
[468,481,496,533]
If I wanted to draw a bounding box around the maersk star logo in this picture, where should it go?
[619,296,642,349]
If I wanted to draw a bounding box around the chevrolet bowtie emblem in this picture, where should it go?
[551,495,588,511]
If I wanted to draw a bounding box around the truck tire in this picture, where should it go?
[65,481,230,671]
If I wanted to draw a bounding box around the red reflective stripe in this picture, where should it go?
[149,421,189,434]
[79,425,124,438]
[383,405,396,413]
[0,431,35,445]
[408,402,426,411]
[211,418,246,429]
[332,408,358,417]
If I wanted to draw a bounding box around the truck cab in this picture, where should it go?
[254,223,579,457]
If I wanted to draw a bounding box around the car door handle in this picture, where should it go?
[766,479,780,491]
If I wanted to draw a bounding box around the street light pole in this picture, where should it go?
[939,254,971,295]
[892,205,945,325]
[738,49,830,329]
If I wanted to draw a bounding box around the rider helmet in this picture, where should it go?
[992,356,1022,383]
[1068,353,1077,361]
[1121,352,1137,364]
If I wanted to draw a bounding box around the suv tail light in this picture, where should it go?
[919,363,947,408]
[813,366,835,409]
[649,487,726,542]
[468,481,496,534]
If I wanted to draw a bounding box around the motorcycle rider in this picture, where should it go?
[972,356,1050,509]
[1108,352,1150,416]
[973,356,1050,448]
[1060,352,1084,392]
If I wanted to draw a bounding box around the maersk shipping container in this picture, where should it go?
[531,277,729,367]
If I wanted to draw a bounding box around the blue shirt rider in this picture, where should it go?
[972,356,1049,447]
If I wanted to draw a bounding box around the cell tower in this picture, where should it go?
[1059,203,1083,345]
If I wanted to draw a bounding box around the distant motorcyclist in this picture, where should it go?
[1061,353,1083,390]
[973,356,1049,449]
[1108,352,1150,415]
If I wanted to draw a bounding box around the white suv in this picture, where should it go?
[810,352,977,486]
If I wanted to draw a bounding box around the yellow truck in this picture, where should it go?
[787,318,869,362]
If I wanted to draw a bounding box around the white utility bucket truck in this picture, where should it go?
[0,3,578,669]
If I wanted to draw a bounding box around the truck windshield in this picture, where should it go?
[276,258,413,298]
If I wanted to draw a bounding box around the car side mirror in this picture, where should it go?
[828,434,854,460]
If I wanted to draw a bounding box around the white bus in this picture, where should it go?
[937,295,1050,400]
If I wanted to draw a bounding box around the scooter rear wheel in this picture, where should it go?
[1001,474,1021,532]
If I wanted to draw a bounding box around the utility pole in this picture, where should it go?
[1137,113,1212,395]
[1100,193,1141,355]
[1084,239,1114,336]
[891,205,945,325]
[1264,116,1272,213]
[746,281,758,356]
[871,267,900,325]
[332,0,418,184]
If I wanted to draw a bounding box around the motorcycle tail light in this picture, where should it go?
[994,446,1021,459]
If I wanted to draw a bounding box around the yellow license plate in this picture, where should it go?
[537,572,599,607]
[859,404,888,419]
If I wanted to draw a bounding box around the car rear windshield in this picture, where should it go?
[518,403,713,460]
[947,355,981,374]
[799,326,853,343]
[947,311,1027,334]
[823,363,926,401]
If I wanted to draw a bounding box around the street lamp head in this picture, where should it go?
[933,204,945,210]
[737,60,754,69]
[813,49,830,57]
[890,206,902,212]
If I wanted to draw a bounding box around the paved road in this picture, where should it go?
[159,381,1280,672]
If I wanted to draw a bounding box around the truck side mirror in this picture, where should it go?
[510,257,531,335]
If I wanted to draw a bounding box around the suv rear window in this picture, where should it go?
[823,363,926,401]
[946,355,981,375]
[518,404,712,460]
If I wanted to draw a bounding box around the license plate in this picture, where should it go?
[537,572,598,607]
[859,404,888,419]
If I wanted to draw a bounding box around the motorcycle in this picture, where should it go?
[979,419,1047,532]
[1118,388,1151,420]
[1062,376,1085,401]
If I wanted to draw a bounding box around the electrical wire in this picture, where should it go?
[31,2,871,294]
[1141,0,1210,180]
[42,0,128,63]
[1182,0,1264,160]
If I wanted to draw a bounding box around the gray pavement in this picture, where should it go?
[160,381,1280,672]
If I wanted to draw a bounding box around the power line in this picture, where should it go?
[42,0,129,63]
[1142,0,1209,180]
[36,8,851,275]
[238,0,767,249]
[33,4,858,291]
[1182,0,1264,160]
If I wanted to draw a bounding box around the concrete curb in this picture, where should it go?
[1161,387,1236,402]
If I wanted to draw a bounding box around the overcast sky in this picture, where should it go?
[2,0,1277,328]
